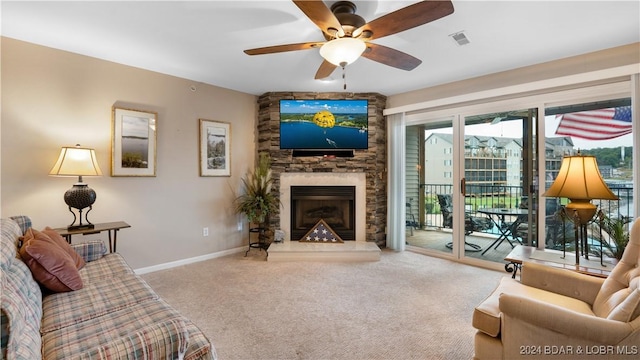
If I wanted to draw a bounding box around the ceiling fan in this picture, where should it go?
[244,0,455,80]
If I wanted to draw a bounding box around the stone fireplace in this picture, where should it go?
[256,92,387,260]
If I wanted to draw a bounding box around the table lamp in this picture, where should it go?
[49,144,103,230]
[542,153,618,264]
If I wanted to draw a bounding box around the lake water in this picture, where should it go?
[122,137,149,167]
[280,122,367,149]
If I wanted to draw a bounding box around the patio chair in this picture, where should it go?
[437,194,492,235]
[406,200,419,236]
[508,196,531,245]
[544,204,572,250]
[514,197,561,246]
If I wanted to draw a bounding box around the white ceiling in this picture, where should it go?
[2,1,639,96]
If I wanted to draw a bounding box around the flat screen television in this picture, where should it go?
[280,99,368,150]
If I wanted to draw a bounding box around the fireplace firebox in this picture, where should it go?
[290,186,355,241]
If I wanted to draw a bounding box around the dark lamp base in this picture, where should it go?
[67,223,95,231]
[64,182,97,231]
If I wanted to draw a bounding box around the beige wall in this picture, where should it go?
[1,38,257,269]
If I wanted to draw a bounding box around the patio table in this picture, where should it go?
[478,208,530,255]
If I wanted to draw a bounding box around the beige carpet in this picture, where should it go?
[142,249,506,360]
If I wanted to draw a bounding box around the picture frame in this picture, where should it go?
[111,107,157,177]
[199,119,231,177]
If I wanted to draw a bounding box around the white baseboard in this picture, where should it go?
[134,246,246,275]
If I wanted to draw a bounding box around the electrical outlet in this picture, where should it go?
[203,227,209,237]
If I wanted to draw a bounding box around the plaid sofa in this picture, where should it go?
[1,216,216,360]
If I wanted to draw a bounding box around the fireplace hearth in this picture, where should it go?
[291,186,355,241]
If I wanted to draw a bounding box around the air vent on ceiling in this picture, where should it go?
[449,31,470,46]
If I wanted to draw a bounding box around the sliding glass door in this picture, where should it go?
[399,78,636,270]
[405,118,456,257]
[543,98,634,261]
[461,109,538,264]
[406,109,538,264]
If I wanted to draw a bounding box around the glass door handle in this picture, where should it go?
[461,178,466,196]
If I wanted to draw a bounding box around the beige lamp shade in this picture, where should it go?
[543,154,617,224]
[49,145,103,177]
[543,155,617,200]
[319,38,366,66]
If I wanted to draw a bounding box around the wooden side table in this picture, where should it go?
[54,221,131,253]
[504,245,611,279]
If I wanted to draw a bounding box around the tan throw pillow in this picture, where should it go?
[18,228,83,292]
[42,227,85,269]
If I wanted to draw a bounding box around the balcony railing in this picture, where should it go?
[417,183,634,230]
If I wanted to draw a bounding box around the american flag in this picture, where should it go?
[555,106,632,140]
[299,219,343,243]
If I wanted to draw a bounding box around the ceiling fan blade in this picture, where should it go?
[314,60,338,79]
[362,43,422,71]
[355,0,454,40]
[244,42,325,55]
[293,0,344,38]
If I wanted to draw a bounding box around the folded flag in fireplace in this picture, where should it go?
[299,219,344,243]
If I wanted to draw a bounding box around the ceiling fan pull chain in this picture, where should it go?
[341,63,347,90]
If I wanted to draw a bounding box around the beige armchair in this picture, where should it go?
[473,218,640,359]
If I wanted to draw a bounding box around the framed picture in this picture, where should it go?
[199,119,231,177]
[111,107,157,177]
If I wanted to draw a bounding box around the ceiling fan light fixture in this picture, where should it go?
[319,37,366,66]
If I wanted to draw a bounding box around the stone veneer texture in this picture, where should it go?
[257,92,388,246]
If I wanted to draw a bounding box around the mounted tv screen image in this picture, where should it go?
[280,99,368,150]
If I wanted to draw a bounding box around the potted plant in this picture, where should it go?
[234,152,279,244]
[598,214,631,261]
